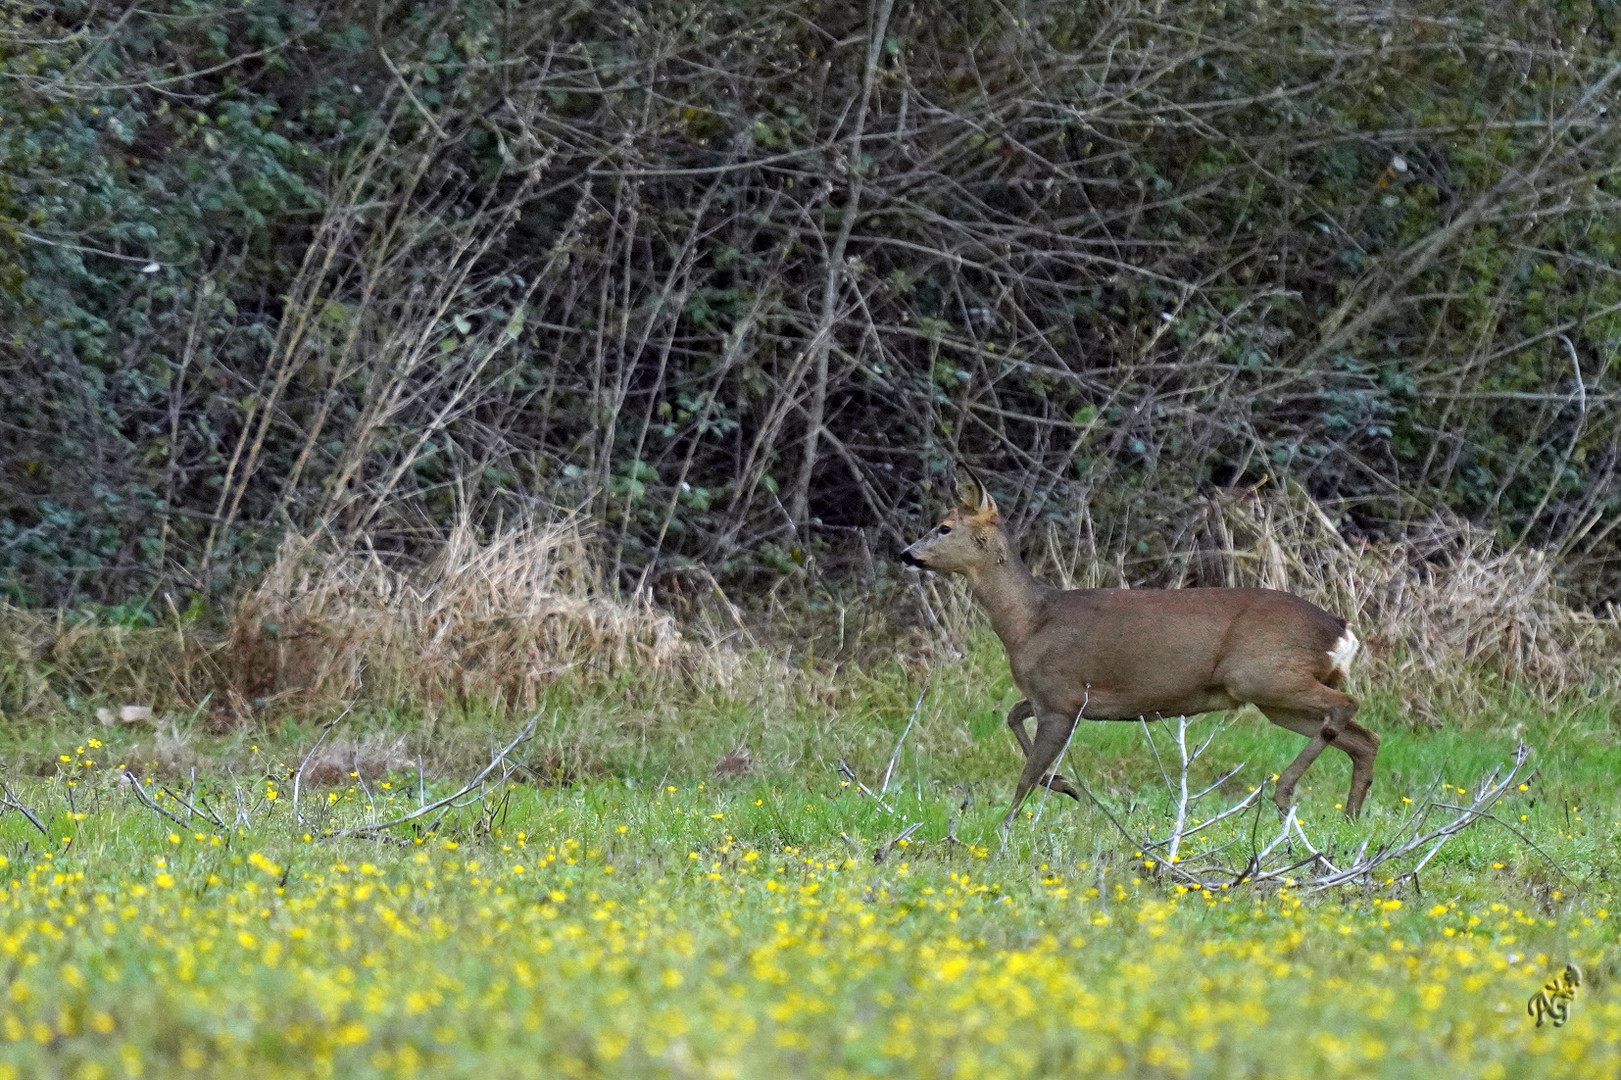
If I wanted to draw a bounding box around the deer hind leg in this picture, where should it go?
[1001,713,1079,828]
[1005,700,1036,756]
[1334,720,1380,818]
[1005,700,1080,802]
[1259,684,1374,818]
[1263,707,1327,814]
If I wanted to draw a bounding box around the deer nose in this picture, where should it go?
[898,546,927,568]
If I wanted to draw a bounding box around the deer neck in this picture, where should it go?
[965,539,1052,651]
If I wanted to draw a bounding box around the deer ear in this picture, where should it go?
[955,466,997,518]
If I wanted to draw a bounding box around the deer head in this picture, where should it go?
[900,467,1005,574]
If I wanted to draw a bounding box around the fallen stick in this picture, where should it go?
[880,682,929,797]
[873,821,923,863]
[0,779,48,836]
[324,714,538,839]
[292,705,353,828]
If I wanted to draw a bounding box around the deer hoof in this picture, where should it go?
[1038,773,1082,802]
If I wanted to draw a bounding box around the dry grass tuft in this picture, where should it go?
[0,605,222,720]
[0,513,705,725]
[229,513,685,710]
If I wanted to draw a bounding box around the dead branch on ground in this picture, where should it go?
[1080,716,1542,894]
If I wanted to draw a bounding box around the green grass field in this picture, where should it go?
[0,635,1615,1079]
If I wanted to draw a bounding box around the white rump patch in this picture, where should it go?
[1327,627,1359,678]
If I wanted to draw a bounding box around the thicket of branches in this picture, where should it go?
[3,0,1620,612]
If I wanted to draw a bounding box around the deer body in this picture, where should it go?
[1001,584,1350,721]
[903,473,1379,825]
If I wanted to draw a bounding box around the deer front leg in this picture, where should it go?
[1005,701,1081,802]
[1000,713,1079,828]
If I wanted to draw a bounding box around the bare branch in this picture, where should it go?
[324,715,539,840]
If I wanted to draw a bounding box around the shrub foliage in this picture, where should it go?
[3,0,1620,608]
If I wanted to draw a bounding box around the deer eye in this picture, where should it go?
[937,524,953,535]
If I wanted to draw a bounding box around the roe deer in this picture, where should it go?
[900,470,1377,827]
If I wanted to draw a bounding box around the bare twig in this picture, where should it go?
[292,706,353,828]
[1167,716,1192,862]
[1140,717,1176,797]
[1034,693,1088,826]
[324,715,538,839]
[1142,784,1265,852]
[122,772,193,831]
[837,759,896,815]
[158,784,226,830]
[873,821,923,863]
[880,682,929,797]
[352,746,377,824]
[0,780,49,836]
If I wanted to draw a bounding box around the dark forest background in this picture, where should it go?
[4,0,1620,619]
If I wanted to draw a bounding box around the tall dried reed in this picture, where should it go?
[229,513,684,711]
